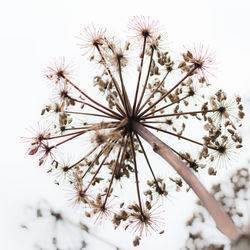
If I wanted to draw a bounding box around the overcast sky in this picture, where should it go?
[1,0,250,249]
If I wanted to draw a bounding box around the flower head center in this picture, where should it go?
[217,146,226,153]
[142,30,150,38]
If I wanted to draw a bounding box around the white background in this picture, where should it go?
[1,0,250,249]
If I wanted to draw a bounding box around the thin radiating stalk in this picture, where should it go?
[65,110,112,119]
[133,36,147,115]
[109,91,127,116]
[137,71,170,114]
[63,122,119,132]
[138,66,197,118]
[68,96,121,120]
[69,97,118,119]
[118,59,132,116]
[115,136,128,179]
[141,109,218,120]
[53,131,87,148]
[166,144,199,171]
[103,138,124,207]
[143,123,221,151]
[135,47,154,115]
[142,94,191,118]
[142,121,174,124]
[135,133,161,191]
[129,132,143,215]
[132,120,241,241]
[45,130,87,140]
[64,124,118,131]
[69,145,100,170]
[63,76,123,119]
[84,141,116,192]
[142,123,213,149]
[95,45,126,109]
[82,140,114,179]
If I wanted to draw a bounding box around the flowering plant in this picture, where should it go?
[26,16,245,246]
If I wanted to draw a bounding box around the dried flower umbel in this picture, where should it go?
[26,16,245,245]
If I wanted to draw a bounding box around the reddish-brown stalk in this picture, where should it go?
[95,45,126,109]
[68,145,100,170]
[136,71,170,114]
[138,66,197,118]
[143,93,191,117]
[66,96,121,119]
[135,47,155,115]
[81,140,115,179]
[142,123,217,150]
[65,110,113,119]
[62,75,123,119]
[117,58,132,116]
[129,132,144,216]
[52,131,87,148]
[135,134,161,192]
[140,108,219,120]
[132,36,147,115]
[45,130,87,140]
[103,137,124,207]
[114,136,129,179]
[84,141,117,193]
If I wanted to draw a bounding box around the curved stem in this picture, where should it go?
[132,120,241,241]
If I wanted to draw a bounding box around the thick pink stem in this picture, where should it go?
[132,120,241,241]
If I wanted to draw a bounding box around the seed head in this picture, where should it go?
[26,17,244,245]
